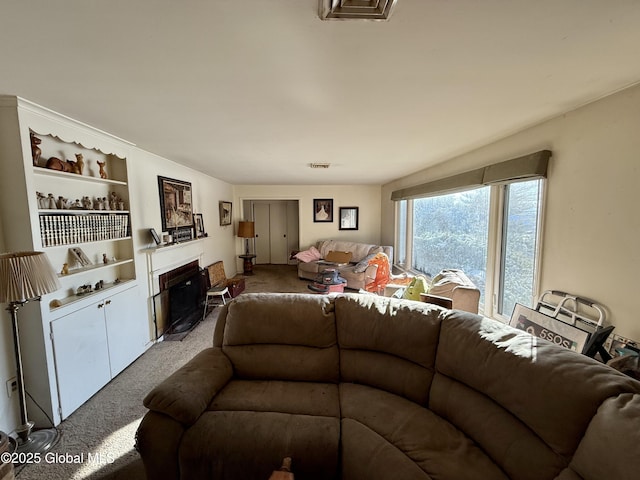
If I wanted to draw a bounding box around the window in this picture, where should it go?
[396,179,545,318]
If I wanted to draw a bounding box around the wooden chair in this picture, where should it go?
[202,261,232,319]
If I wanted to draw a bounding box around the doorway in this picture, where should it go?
[246,200,299,265]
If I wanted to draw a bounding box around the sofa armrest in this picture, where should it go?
[143,347,233,425]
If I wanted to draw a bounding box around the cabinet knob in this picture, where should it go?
[105,300,111,305]
[97,303,104,309]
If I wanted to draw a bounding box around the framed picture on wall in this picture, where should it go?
[158,176,193,231]
[313,198,333,223]
[339,207,359,230]
[219,201,232,226]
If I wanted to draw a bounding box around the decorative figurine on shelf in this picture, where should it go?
[47,193,57,209]
[109,192,119,210]
[60,263,69,275]
[97,161,107,179]
[74,153,84,175]
[57,196,69,209]
[103,254,108,264]
[94,280,104,290]
[82,196,93,210]
[46,156,71,172]
[30,132,41,166]
[93,197,103,210]
[36,191,47,209]
[70,199,83,209]
[102,196,110,211]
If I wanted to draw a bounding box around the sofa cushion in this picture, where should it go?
[430,372,565,480]
[319,240,376,262]
[341,418,431,480]
[340,383,508,480]
[221,293,339,382]
[435,310,640,459]
[209,380,340,418]
[569,393,640,480]
[180,411,340,480]
[294,246,321,262]
[336,294,442,403]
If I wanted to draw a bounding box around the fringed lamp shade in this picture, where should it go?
[0,251,61,304]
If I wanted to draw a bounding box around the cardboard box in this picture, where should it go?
[324,250,352,264]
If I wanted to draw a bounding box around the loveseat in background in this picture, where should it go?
[296,239,393,290]
[137,293,640,480]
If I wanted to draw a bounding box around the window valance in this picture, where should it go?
[391,150,551,201]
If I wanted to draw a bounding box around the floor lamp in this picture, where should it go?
[0,251,61,454]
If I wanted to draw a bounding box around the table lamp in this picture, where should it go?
[237,221,255,255]
[0,251,61,454]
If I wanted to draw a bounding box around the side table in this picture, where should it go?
[239,254,256,275]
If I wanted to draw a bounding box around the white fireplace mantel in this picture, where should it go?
[144,239,205,297]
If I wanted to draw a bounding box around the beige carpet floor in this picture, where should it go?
[16,264,311,479]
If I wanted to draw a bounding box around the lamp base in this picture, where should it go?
[15,427,59,457]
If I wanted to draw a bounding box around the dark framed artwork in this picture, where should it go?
[219,201,232,226]
[339,207,359,230]
[313,198,333,223]
[158,176,193,231]
[193,214,206,237]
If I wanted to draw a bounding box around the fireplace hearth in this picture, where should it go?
[153,260,207,339]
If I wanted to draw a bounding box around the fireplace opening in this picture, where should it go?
[153,260,207,339]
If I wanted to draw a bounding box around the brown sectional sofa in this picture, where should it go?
[136,293,640,480]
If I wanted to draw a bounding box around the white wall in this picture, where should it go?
[382,83,640,342]
[234,184,383,269]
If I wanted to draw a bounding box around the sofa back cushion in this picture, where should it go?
[431,310,640,480]
[335,294,442,404]
[219,293,339,382]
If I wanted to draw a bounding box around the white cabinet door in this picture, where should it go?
[51,301,111,419]
[104,286,148,376]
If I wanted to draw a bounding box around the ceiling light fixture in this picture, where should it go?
[319,0,398,21]
[309,163,331,169]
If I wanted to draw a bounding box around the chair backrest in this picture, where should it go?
[207,261,227,287]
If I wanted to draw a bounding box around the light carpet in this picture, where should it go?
[16,264,311,479]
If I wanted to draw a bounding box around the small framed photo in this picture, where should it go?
[193,213,206,237]
[69,247,91,267]
[509,304,589,352]
[149,228,161,245]
[219,201,232,226]
[339,207,359,230]
[313,198,333,223]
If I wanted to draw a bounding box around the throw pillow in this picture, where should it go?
[294,246,321,263]
[353,252,378,273]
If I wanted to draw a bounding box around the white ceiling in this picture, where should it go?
[2,1,640,185]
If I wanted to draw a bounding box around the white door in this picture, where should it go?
[254,203,271,264]
[104,286,149,377]
[51,301,111,419]
[270,202,288,264]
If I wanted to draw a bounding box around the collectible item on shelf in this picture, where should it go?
[74,153,84,174]
[30,132,41,166]
[97,160,107,179]
[60,263,69,275]
[69,247,91,267]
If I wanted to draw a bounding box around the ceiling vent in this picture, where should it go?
[319,0,398,21]
[310,163,331,169]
